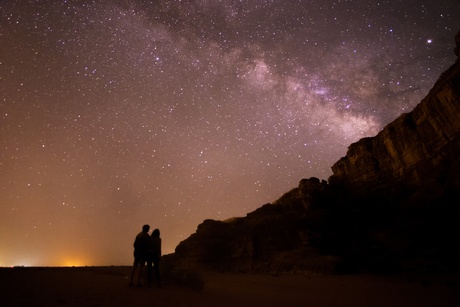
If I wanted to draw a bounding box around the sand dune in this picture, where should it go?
[0,267,458,307]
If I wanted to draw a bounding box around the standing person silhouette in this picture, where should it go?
[129,224,150,287]
[147,228,162,287]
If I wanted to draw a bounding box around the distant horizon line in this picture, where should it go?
[1,265,133,268]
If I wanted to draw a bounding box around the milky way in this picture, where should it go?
[1,1,458,266]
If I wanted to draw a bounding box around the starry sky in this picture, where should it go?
[1,0,459,267]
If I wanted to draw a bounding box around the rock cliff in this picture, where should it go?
[169,177,340,274]
[166,30,460,275]
[329,52,460,192]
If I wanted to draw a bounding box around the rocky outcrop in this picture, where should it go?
[170,186,340,274]
[330,30,460,191]
[329,51,460,191]
[167,30,460,275]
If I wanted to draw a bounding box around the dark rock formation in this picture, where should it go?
[168,191,340,274]
[329,43,460,192]
[166,30,460,275]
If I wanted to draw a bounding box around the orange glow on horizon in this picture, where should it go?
[59,255,90,267]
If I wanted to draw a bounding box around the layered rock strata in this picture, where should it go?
[329,54,460,192]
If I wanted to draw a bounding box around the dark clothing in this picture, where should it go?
[133,231,150,265]
[150,237,162,256]
[147,253,160,283]
[147,236,162,284]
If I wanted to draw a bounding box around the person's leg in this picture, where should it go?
[147,255,153,283]
[129,258,139,286]
[136,260,145,286]
[153,255,161,287]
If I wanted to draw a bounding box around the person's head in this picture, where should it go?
[142,224,150,232]
[152,228,160,237]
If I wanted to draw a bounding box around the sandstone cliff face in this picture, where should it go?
[329,57,460,191]
[168,31,460,275]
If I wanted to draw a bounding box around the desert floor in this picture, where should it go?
[0,266,459,307]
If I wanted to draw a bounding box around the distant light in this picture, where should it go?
[427,39,432,43]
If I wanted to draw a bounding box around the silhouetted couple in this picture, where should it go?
[129,224,162,287]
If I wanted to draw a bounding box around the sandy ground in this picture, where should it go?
[0,266,459,307]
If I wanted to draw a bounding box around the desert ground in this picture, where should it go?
[0,266,458,307]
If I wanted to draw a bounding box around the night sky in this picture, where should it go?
[1,1,458,267]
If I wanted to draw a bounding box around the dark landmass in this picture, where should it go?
[1,266,458,307]
[165,30,460,277]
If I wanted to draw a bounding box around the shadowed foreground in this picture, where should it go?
[0,267,458,307]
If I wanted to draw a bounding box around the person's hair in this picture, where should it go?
[142,224,150,232]
[152,229,160,237]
